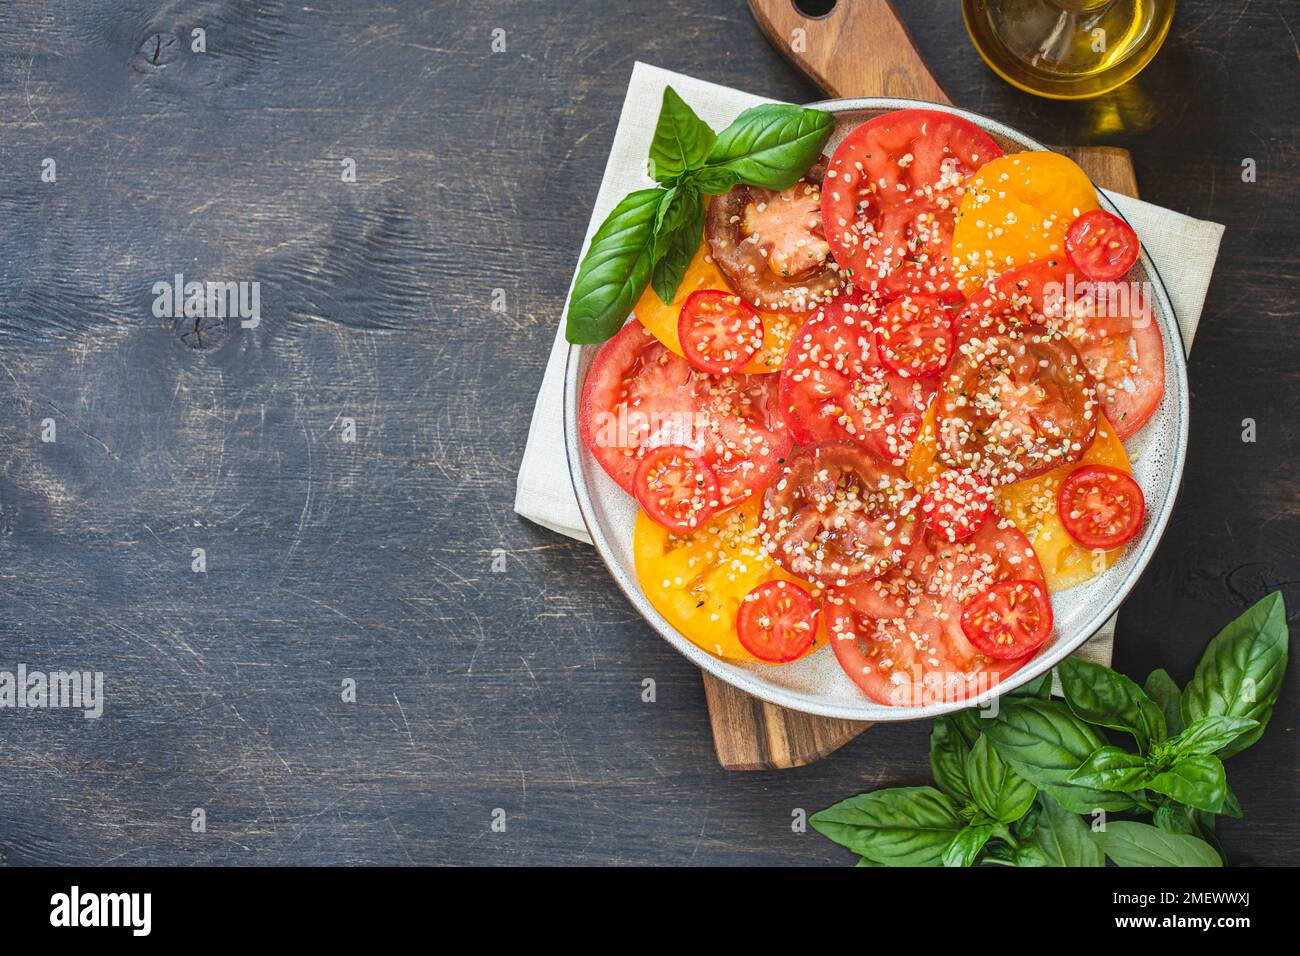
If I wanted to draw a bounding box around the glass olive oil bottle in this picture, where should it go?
[963,0,1176,99]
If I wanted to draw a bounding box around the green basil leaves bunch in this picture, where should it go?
[812,591,1289,867]
[564,87,834,344]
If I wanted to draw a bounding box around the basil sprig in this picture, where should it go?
[564,87,834,344]
[811,592,1289,867]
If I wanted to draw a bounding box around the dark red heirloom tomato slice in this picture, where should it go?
[706,157,845,313]
[579,321,792,506]
[760,441,919,586]
[1065,210,1140,283]
[960,579,1053,660]
[821,109,1002,301]
[778,288,935,464]
[922,469,993,543]
[876,294,954,378]
[936,333,1098,485]
[677,290,764,375]
[954,259,1164,440]
[632,445,720,533]
[1057,464,1145,550]
[736,580,820,663]
[825,520,1047,706]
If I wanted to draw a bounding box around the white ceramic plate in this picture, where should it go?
[565,98,1189,722]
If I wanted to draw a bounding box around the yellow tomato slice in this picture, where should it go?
[633,500,824,662]
[631,243,804,374]
[907,409,1133,593]
[950,152,1100,296]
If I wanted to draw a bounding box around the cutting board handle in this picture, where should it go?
[748,0,952,103]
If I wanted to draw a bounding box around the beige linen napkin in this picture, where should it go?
[515,62,1224,666]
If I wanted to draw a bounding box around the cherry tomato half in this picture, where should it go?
[922,469,993,543]
[736,580,820,663]
[677,290,764,374]
[633,445,720,533]
[876,294,954,379]
[1057,463,1145,550]
[960,579,1054,660]
[1065,210,1140,283]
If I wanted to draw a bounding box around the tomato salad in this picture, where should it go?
[577,105,1162,707]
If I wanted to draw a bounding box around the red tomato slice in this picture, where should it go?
[922,469,993,543]
[954,259,1063,342]
[632,445,720,532]
[579,321,792,507]
[960,579,1054,660]
[736,580,820,663]
[677,290,764,374]
[1054,279,1165,440]
[822,109,1003,301]
[825,520,1046,706]
[1065,210,1140,283]
[778,288,935,465]
[876,294,954,378]
[760,441,919,585]
[1057,463,1145,550]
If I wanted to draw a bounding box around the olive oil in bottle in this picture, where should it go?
[962,0,1176,99]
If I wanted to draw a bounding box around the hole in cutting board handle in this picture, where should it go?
[792,0,837,19]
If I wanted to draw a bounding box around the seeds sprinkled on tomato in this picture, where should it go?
[876,293,954,379]
[922,469,993,542]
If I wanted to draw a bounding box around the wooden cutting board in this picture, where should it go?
[703,0,1140,772]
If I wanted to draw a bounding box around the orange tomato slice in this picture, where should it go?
[950,152,1100,296]
[632,243,804,374]
[633,499,824,662]
[907,408,1132,592]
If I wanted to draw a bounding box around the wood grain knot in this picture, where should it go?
[174,312,229,351]
[131,33,180,73]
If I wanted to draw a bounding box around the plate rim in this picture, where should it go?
[563,96,1190,721]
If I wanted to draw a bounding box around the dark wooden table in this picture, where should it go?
[0,0,1295,866]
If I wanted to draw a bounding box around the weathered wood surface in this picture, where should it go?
[0,0,1295,865]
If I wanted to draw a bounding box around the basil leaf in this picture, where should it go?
[1031,792,1104,867]
[1193,810,1228,862]
[1181,591,1289,758]
[1013,672,1054,700]
[1058,657,1166,753]
[1153,799,1198,836]
[811,786,963,867]
[942,823,995,867]
[565,188,663,344]
[967,735,1037,824]
[982,698,1136,814]
[647,87,716,184]
[950,707,983,747]
[1013,844,1049,867]
[688,165,740,196]
[1143,668,1185,735]
[855,856,884,867]
[1169,715,1260,757]
[930,717,974,804]
[704,103,834,191]
[650,185,705,304]
[1068,746,1150,792]
[1013,800,1041,839]
[1222,780,1243,818]
[1099,821,1222,867]
[1146,754,1227,813]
